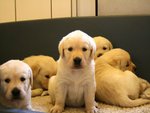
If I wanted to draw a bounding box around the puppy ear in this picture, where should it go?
[90,39,96,59]
[58,39,65,58]
[109,56,122,69]
[109,42,113,50]
[28,68,33,87]
[30,64,41,78]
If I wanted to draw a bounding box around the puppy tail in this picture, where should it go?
[118,96,150,107]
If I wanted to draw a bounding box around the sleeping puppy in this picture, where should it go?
[98,48,150,98]
[97,48,136,72]
[23,55,57,96]
[0,60,32,109]
[93,36,113,60]
[95,49,150,107]
[48,30,98,113]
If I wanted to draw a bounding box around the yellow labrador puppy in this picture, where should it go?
[98,48,150,98]
[0,60,32,109]
[97,48,136,72]
[95,49,150,107]
[93,36,113,60]
[23,55,57,96]
[48,30,98,113]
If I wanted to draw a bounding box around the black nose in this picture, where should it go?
[11,88,20,99]
[74,57,82,66]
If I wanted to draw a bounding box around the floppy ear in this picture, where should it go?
[28,68,33,87]
[109,56,122,69]
[30,63,41,78]
[109,42,113,50]
[90,39,96,59]
[58,39,65,58]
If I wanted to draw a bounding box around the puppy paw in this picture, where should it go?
[49,105,64,113]
[94,101,99,108]
[86,106,99,113]
[32,88,43,97]
[26,105,33,111]
[41,91,49,96]
[140,88,150,99]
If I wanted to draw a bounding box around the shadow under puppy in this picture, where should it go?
[93,36,113,60]
[0,60,33,109]
[23,55,57,97]
[95,48,150,107]
[48,30,98,113]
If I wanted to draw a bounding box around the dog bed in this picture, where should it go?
[32,95,150,113]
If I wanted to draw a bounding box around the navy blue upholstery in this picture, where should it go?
[0,16,150,83]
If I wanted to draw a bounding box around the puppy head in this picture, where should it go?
[23,55,57,89]
[93,36,113,60]
[0,60,32,103]
[99,48,136,72]
[59,30,96,69]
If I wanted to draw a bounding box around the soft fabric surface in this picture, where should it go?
[32,96,150,113]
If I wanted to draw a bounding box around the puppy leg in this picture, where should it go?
[50,85,67,113]
[117,95,150,107]
[26,105,32,110]
[139,78,150,91]
[32,88,43,97]
[139,77,150,99]
[84,85,98,113]
[41,91,49,96]
[140,87,150,99]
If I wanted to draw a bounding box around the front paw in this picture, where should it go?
[86,106,99,113]
[41,91,49,96]
[49,105,64,113]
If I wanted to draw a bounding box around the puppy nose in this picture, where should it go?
[74,57,82,66]
[11,88,20,99]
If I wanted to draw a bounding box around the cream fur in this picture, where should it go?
[0,60,32,109]
[48,30,98,113]
[95,49,150,107]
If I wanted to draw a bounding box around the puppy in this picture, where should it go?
[93,36,113,60]
[98,48,136,72]
[48,30,98,113]
[0,60,32,109]
[23,55,57,90]
[98,48,150,98]
[95,49,150,107]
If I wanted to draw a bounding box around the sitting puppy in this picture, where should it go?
[23,55,57,96]
[0,60,32,109]
[95,48,150,107]
[93,36,113,60]
[48,30,98,113]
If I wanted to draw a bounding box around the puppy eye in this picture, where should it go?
[82,47,87,52]
[45,75,50,79]
[68,47,73,52]
[103,47,107,50]
[5,78,10,83]
[20,77,26,82]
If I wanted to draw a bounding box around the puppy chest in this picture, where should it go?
[66,84,84,106]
